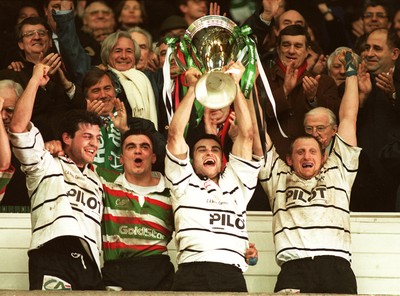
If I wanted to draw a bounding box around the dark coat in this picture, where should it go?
[261,64,339,157]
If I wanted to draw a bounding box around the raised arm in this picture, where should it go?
[337,51,359,146]
[167,68,202,159]
[0,98,11,170]
[9,64,50,133]
[248,86,272,157]
[230,62,254,160]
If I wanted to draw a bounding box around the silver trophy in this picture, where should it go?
[185,15,247,109]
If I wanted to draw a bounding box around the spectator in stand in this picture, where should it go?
[356,27,400,211]
[178,0,208,25]
[17,3,41,23]
[115,0,148,31]
[82,66,166,173]
[81,0,116,43]
[282,1,355,55]
[128,26,157,72]
[43,0,102,73]
[100,30,158,128]
[393,7,400,38]
[0,16,83,141]
[245,6,326,74]
[83,68,128,172]
[353,0,393,54]
[158,15,188,40]
[260,24,339,159]
[0,97,14,203]
[327,47,360,87]
[0,2,41,69]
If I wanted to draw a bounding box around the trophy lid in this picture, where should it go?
[185,15,238,40]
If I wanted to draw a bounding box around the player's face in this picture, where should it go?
[286,137,325,180]
[192,138,222,182]
[120,134,155,178]
[63,123,101,168]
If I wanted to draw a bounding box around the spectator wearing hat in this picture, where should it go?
[159,15,188,39]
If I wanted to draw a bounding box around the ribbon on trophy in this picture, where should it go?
[162,15,287,139]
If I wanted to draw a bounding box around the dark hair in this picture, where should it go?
[121,128,154,150]
[362,0,392,20]
[288,134,325,156]
[114,0,147,27]
[15,16,52,40]
[58,110,102,148]
[82,67,115,98]
[190,133,222,159]
[43,0,77,8]
[277,24,311,48]
[121,119,167,173]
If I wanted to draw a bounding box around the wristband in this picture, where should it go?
[249,257,258,266]
[344,51,357,77]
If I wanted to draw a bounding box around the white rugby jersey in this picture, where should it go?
[259,135,361,266]
[9,123,104,270]
[165,145,261,272]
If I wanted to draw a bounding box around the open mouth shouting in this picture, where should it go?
[203,157,216,167]
[301,162,313,169]
[134,157,143,166]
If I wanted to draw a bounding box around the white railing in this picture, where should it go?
[1,212,399,293]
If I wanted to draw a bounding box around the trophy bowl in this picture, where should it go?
[185,15,244,109]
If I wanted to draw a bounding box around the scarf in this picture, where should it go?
[276,58,308,79]
[110,66,158,129]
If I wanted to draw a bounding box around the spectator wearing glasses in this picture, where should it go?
[260,24,339,159]
[0,16,84,141]
[356,27,400,211]
[353,0,392,54]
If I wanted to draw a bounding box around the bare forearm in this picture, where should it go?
[338,75,358,145]
[167,86,196,157]
[9,78,41,133]
[232,85,253,159]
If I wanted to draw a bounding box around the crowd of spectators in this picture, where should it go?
[0,0,399,212]
[0,0,400,293]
